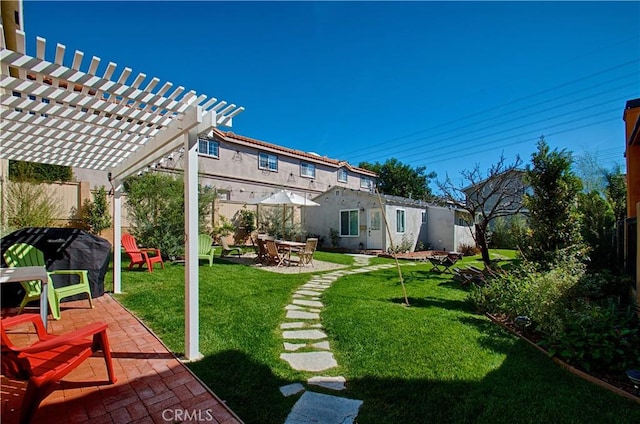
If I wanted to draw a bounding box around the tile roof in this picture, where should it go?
[211,129,378,177]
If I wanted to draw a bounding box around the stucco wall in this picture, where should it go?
[427,207,455,251]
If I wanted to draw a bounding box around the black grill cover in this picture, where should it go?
[1,227,112,306]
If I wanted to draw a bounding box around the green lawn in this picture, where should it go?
[110,251,640,424]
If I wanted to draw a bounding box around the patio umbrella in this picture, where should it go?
[249,189,319,239]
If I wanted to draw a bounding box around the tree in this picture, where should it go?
[78,186,112,235]
[603,165,626,223]
[577,191,615,269]
[123,172,216,259]
[524,137,583,263]
[437,153,524,266]
[359,158,436,200]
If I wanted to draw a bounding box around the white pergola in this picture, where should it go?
[0,26,244,360]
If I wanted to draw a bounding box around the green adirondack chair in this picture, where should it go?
[198,234,215,266]
[3,243,94,320]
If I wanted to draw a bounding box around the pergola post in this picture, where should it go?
[112,183,122,294]
[184,127,201,361]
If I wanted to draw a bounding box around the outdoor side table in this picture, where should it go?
[0,266,49,330]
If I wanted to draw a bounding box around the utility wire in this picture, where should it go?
[333,59,639,159]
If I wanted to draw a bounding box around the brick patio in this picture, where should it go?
[1,295,243,424]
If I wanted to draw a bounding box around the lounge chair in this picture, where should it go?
[198,234,215,266]
[220,238,241,258]
[3,243,94,320]
[121,234,164,272]
[452,266,486,285]
[1,314,116,424]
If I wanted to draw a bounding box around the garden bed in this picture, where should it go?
[486,313,640,403]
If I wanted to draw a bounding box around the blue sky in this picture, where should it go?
[23,1,640,187]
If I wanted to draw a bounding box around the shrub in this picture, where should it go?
[470,255,585,339]
[9,160,73,183]
[329,227,340,247]
[470,254,640,373]
[457,242,480,256]
[2,181,62,228]
[78,186,112,235]
[541,300,640,372]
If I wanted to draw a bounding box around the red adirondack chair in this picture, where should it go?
[121,233,164,272]
[1,314,117,424]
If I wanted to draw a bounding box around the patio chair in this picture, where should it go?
[3,243,94,321]
[121,234,164,272]
[429,253,460,274]
[294,238,318,267]
[264,240,287,267]
[198,234,215,267]
[1,313,116,424]
[220,238,241,258]
[254,237,268,264]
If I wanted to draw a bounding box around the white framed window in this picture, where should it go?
[361,177,373,190]
[396,209,406,233]
[340,209,359,237]
[198,138,219,158]
[259,152,278,171]
[337,168,348,183]
[301,162,316,178]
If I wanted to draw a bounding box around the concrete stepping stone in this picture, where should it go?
[307,376,346,391]
[310,341,330,350]
[293,299,324,308]
[280,352,337,372]
[296,290,323,296]
[280,383,305,397]
[284,391,363,424]
[284,342,307,351]
[300,284,324,290]
[286,305,320,313]
[286,304,308,311]
[286,310,320,320]
[281,322,307,329]
[282,329,327,340]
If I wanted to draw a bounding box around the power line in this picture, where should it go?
[354,96,631,165]
[333,59,639,159]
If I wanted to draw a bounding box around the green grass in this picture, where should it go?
[110,251,640,424]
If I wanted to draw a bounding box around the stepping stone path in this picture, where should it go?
[280,254,414,423]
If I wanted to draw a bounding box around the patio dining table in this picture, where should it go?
[275,240,305,266]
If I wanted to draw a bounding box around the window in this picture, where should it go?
[396,209,406,233]
[340,210,359,237]
[361,177,373,190]
[337,168,348,183]
[198,138,219,158]
[421,211,427,223]
[259,152,278,171]
[301,162,316,178]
